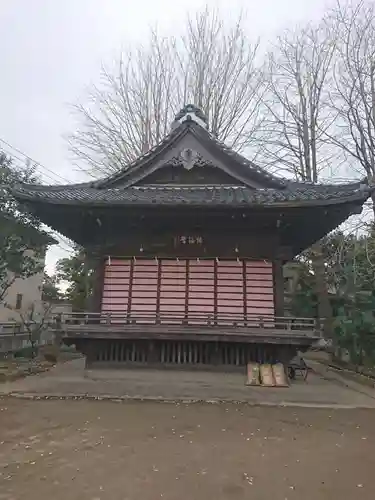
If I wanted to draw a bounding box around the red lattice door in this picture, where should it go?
[102,258,274,325]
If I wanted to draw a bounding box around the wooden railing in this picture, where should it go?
[54,311,321,335]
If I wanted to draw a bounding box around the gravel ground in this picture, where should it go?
[1,398,374,500]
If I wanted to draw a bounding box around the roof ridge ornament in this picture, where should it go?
[171,104,208,131]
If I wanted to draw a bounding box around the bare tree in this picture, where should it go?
[327,0,375,215]
[6,301,53,359]
[258,23,338,336]
[69,8,264,176]
[258,22,337,180]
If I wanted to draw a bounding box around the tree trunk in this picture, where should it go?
[311,241,333,338]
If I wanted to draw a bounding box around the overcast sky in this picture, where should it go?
[0,0,334,273]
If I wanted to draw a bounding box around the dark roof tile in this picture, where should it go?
[13,183,372,207]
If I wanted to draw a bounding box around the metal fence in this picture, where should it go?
[0,322,52,356]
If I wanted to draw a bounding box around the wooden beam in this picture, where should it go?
[184,259,189,322]
[90,255,105,312]
[213,258,218,323]
[273,260,284,317]
[242,260,247,321]
[127,258,135,320]
[62,327,319,346]
[156,258,162,322]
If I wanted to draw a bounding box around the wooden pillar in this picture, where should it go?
[86,254,105,312]
[148,340,159,363]
[211,342,221,365]
[273,259,284,317]
[84,341,98,369]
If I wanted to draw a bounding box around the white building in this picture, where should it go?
[0,218,56,324]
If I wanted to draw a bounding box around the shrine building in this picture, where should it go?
[11,105,373,370]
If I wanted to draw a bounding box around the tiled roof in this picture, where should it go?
[94,119,287,189]
[13,182,371,207]
[9,103,373,210]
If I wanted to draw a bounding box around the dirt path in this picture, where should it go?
[1,398,374,500]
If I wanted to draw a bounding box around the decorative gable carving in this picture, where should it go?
[107,129,275,190]
[136,147,250,187]
[179,149,199,170]
[137,161,246,186]
[169,150,213,169]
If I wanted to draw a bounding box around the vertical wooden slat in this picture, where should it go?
[165,343,168,363]
[242,260,247,322]
[213,258,218,324]
[184,260,189,322]
[156,259,162,323]
[242,345,245,365]
[127,259,135,319]
[273,259,284,317]
[143,343,147,362]
[124,343,128,362]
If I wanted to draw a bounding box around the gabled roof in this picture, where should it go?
[10,105,374,211]
[91,117,286,190]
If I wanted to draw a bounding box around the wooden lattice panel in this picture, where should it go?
[101,258,275,323]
